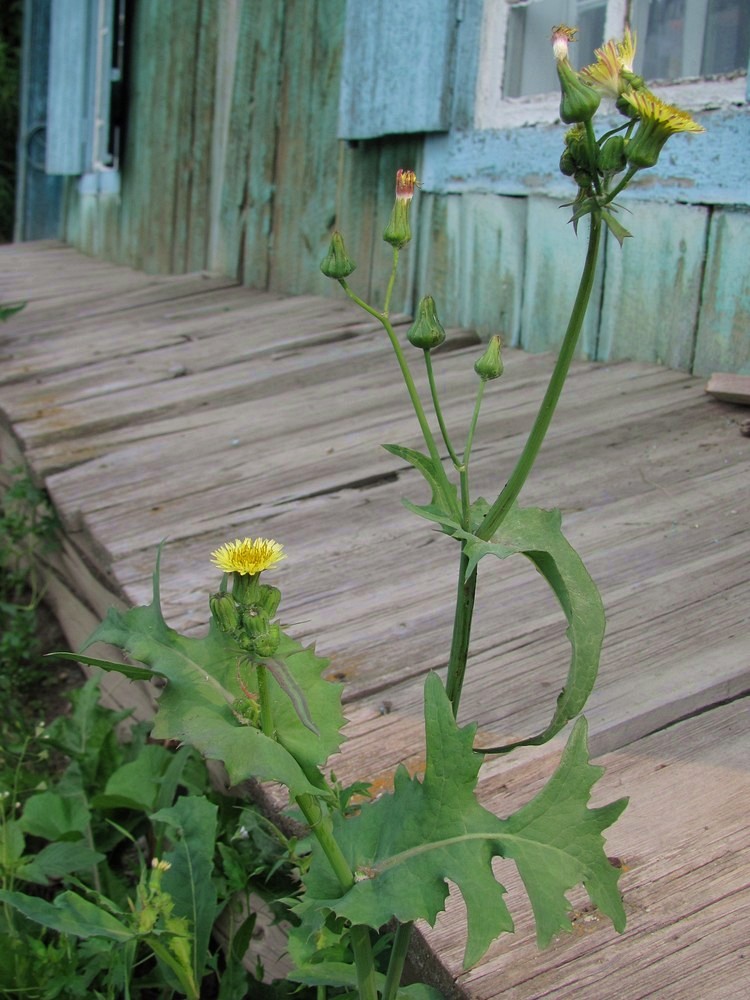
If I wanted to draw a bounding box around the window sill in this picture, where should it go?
[475,74,747,130]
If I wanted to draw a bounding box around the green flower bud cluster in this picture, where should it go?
[210,583,283,658]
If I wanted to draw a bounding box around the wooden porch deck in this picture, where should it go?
[1,242,748,998]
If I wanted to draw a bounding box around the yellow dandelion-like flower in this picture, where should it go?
[211,537,285,576]
[622,90,704,168]
[622,90,704,133]
[582,28,637,98]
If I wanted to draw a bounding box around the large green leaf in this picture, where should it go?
[457,502,605,751]
[76,551,345,799]
[303,674,626,970]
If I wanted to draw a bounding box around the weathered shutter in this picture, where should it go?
[338,0,459,140]
[46,0,116,175]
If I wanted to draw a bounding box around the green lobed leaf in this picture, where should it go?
[302,674,626,969]
[457,502,605,751]
[79,550,345,798]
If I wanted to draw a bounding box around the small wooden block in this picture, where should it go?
[705,372,750,405]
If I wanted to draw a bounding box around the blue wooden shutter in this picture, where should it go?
[338,0,459,140]
[46,0,116,175]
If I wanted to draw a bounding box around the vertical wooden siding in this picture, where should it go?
[60,1,749,375]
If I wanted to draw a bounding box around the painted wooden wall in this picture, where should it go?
[61,0,749,377]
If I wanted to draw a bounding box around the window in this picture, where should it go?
[46,0,126,179]
[478,0,748,127]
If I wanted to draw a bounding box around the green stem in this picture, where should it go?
[584,120,602,195]
[256,662,274,739]
[383,247,399,316]
[296,794,379,1000]
[604,165,638,204]
[477,213,603,541]
[424,351,461,468]
[444,549,478,716]
[460,381,485,524]
[340,280,459,520]
[382,921,414,1000]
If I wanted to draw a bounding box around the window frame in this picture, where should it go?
[474,0,748,131]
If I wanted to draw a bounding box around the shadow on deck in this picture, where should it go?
[1,241,749,998]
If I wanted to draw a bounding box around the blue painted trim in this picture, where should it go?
[422,108,750,206]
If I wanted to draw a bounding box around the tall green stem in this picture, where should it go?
[382,921,414,1000]
[444,550,478,715]
[296,794,379,1000]
[477,214,603,541]
[424,352,461,469]
[340,280,459,520]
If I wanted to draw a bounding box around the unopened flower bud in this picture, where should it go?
[241,611,281,656]
[383,169,417,249]
[252,622,281,658]
[598,134,627,173]
[474,336,504,381]
[210,592,240,633]
[320,231,356,279]
[407,295,446,351]
[257,584,282,618]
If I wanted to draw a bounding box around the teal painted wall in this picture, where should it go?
[60,0,750,376]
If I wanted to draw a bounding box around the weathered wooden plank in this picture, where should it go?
[597,201,708,370]
[334,136,422,314]
[420,698,750,999]
[219,0,286,288]
[693,208,750,376]
[3,247,750,1000]
[268,0,343,296]
[416,192,527,341]
[705,371,750,404]
[520,197,603,358]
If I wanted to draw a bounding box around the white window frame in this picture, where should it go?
[474,0,747,130]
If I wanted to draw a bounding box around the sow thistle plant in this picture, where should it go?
[49,27,701,999]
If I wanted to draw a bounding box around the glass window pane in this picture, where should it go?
[636,0,749,80]
[702,0,750,75]
[504,0,607,98]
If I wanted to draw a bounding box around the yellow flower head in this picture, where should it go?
[582,28,637,98]
[211,537,285,576]
[622,90,704,134]
[622,90,704,169]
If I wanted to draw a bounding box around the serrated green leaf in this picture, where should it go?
[456,503,605,751]
[79,550,345,798]
[383,443,460,528]
[303,674,626,969]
